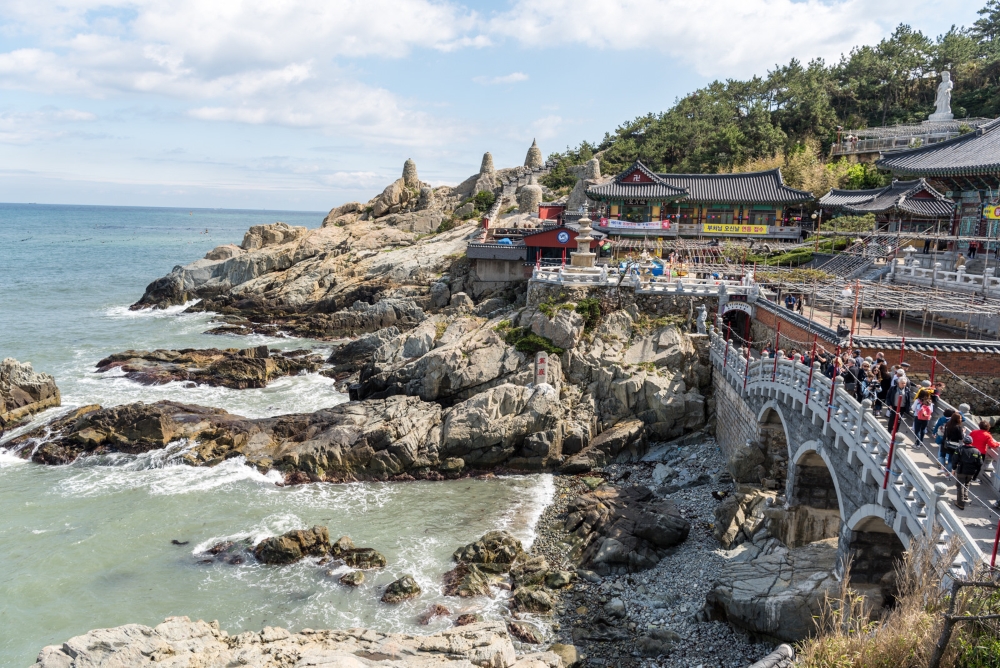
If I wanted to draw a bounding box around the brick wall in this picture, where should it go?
[713,368,760,464]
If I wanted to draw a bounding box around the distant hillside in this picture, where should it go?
[545,0,1000,193]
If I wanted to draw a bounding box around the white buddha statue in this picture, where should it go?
[929,71,954,121]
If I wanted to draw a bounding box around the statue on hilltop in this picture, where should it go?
[929,71,954,122]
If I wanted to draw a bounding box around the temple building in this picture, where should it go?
[585,160,813,241]
[818,179,955,234]
[877,117,1000,245]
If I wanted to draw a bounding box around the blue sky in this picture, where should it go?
[0,0,986,212]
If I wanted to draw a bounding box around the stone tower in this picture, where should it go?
[524,139,544,169]
[402,158,419,188]
[517,175,543,214]
[570,216,596,267]
[584,157,601,180]
[480,152,495,175]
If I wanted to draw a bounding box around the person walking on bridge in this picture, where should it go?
[885,376,912,435]
[952,435,984,510]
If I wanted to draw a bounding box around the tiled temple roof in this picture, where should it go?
[586,160,813,204]
[819,179,954,218]
[876,117,1000,176]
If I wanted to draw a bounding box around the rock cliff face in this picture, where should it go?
[31,617,563,668]
[0,358,60,434]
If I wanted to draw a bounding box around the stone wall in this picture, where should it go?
[525,280,717,324]
[712,368,760,476]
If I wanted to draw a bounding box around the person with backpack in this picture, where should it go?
[952,435,984,510]
[934,409,955,470]
[912,390,934,443]
[942,412,966,472]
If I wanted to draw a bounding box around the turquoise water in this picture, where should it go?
[0,204,553,668]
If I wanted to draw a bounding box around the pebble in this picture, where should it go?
[530,436,775,667]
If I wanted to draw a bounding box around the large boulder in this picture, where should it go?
[713,486,777,549]
[241,222,307,251]
[703,537,840,642]
[440,384,563,468]
[326,327,401,373]
[31,617,521,668]
[381,575,422,603]
[0,358,60,432]
[452,530,524,571]
[254,526,331,564]
[559,419,647,473]
[563,485,689,575]
[523,307,584,350]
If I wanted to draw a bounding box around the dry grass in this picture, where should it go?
[796,536,962,668]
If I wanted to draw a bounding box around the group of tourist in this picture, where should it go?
[760,345,999,511]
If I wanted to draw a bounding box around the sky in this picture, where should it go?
[0,0,987,212]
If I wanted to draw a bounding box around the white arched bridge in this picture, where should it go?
[708,324,1000,581]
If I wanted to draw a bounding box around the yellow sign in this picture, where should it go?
[702,223,769,235]
[984,205,1000,220]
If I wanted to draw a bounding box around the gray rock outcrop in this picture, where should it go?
[562,485,690,575]
[703,537,840,642]
[30,617,560,668]
[0,358,60,433]
[241,222,307,251]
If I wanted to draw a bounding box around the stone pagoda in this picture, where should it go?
[570,216,596,267]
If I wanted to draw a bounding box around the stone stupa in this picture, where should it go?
[524,139,544,169]
[569,216,596,268]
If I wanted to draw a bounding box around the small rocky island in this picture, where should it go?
[0,357,60,436]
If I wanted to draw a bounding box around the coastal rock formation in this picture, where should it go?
[703,537,840,642]
[562,485,690,575]
[0,358,60,433]
[713,486,777,549]
[30,617,563,668]
[95,346,323,389]
[254,526,331,564]
[381,575,422,603]
[242,222,307,251]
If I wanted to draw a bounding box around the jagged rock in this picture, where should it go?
[522,307,584,350]
[204,244,244,261]
[0,358,60,432]
[524,139,544,169]
[562,485,689,575]
[455,613,483,626]
[727,440,769,483]
[481,152,496,175]
[440,384,563,468]
[326,327,401,372]
[442,562,493,597]
[510,555,550,588]
[338,570,364,586]
[452,531,524,571]
[378,210,446,233]
[703,537,839,642]
[713,486,776,548]
[358,318,528,404]
[254,526,331,564]
[327,299,426,337]
[450,292,474,310]
[31,617,520,668]
[511,586,553,613]
[381,575,421,603]
[241,222,308,251]
[373,178,420,218]
[430,282,451,308]
[454,202,476,218]
[560,419,646,474]
[95,347,322,389]
[323,201,362,226]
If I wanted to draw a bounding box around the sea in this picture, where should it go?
[0,204,553,667]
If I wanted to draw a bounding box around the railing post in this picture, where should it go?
[827,375,843,423]
[883,430,905,490]
[771,321,781,382]
[928,482,948,538]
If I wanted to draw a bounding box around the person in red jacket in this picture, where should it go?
[969,421,1000,455]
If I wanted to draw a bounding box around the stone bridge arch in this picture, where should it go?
[777,441,845,548]
[842,509,907,604]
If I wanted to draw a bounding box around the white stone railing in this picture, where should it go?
[709,328,991,579]
[530,266,756,296]
[892,257,1000,297]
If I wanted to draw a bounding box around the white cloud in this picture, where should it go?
[0,107,97,144]
[473,72,529,85]
[487,0,935,78]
